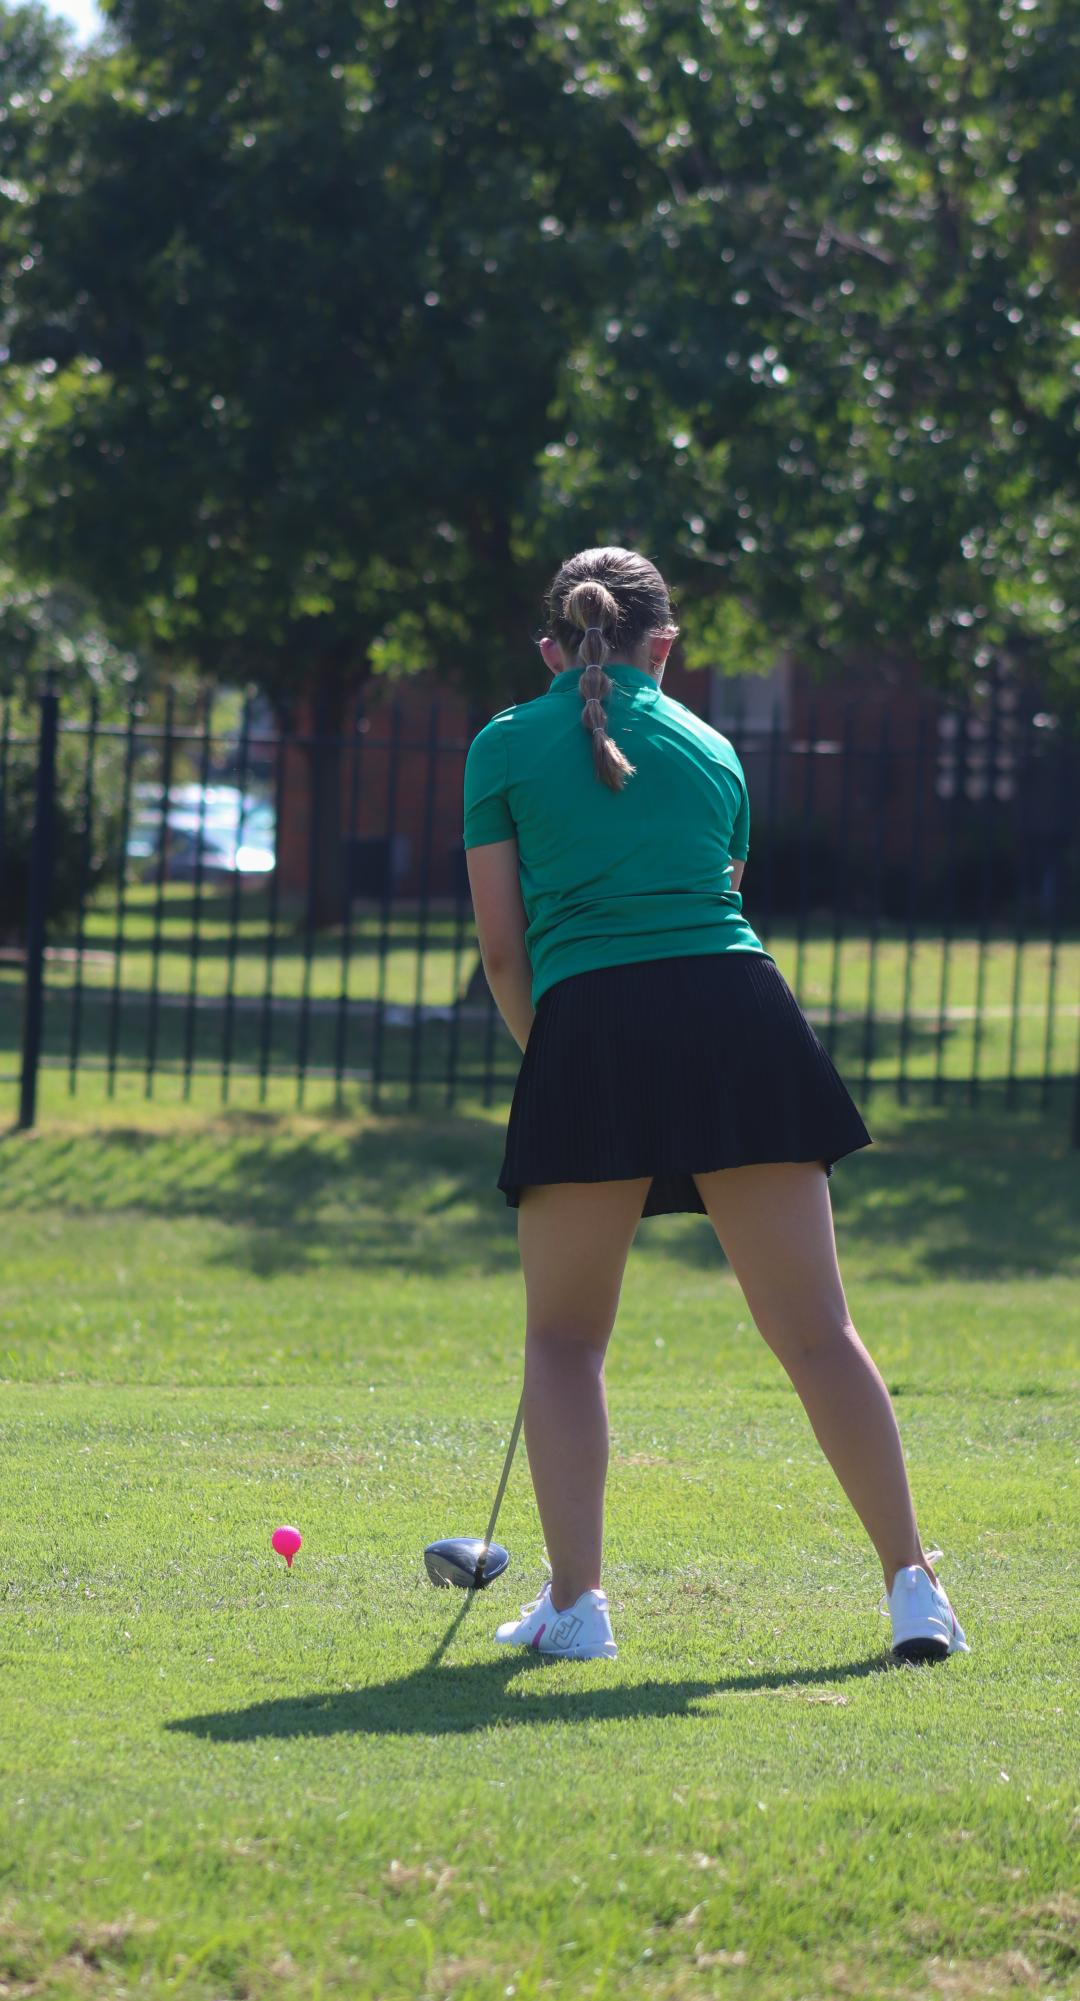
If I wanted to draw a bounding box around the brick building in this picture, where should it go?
[275,647,716,906]
[274,644,1074,922]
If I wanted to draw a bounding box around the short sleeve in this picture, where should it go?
[463,721,515,848]
[730,768,750,861]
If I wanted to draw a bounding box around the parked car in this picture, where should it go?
[126,784,275,879]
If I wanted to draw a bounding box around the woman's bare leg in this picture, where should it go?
[516,1177,651,1612]
[693,1161,938,1595]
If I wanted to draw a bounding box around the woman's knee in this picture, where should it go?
[753,1306,858,1371]
[526,1320,610,1359]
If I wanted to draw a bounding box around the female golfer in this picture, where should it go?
[463,546,968,1666]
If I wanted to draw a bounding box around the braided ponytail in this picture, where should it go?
[564,580,638,794]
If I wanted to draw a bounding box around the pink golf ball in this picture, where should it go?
[272,1525,302,1568]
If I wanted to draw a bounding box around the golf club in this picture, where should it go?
[424,1390,524,1589]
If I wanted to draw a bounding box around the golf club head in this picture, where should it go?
[424,1537,510,1590]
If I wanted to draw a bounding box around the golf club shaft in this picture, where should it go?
[477,1390,524,1570]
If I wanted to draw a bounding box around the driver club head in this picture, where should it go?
[424,1537,510,1590]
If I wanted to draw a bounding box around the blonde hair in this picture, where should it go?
[545,547,678,794]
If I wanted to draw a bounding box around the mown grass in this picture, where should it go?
[1,1095,1077,1999]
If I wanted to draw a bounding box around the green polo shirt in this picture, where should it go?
[463,662,773,1006]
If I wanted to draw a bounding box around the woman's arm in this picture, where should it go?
[480,948,535,1056]
[466,840,536,1053]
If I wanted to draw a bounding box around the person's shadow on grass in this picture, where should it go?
[167,1641,899,1744]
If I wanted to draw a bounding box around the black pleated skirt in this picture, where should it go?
[498,951,873,1218]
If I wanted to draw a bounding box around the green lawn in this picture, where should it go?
[1,1097,1077,1999]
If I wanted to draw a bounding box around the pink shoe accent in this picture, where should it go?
[530,1623,547,1650]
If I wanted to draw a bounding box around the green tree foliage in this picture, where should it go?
[0,568,141,703]
[1,0,1077,717]
[1,0,648,711]
[533,0,1080,713]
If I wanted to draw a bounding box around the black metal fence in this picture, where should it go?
[2,678,1079,1141]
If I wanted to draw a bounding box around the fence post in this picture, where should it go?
[18,674,60,1131]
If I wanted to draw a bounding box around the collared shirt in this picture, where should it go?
[463,661,772,1007]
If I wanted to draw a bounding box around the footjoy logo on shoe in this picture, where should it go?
[548,1613,584,1650]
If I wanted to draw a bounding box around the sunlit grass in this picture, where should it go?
[0,1098,1076,1997]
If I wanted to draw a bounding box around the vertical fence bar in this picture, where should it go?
[67,691,99,1096]
[477,710,503,1104]
[1072,979,1080,1151]
[825,703,854,1063]
[408,699,441,1111]
[294,700,322,1112]
[932,710,966,1108]
[446,715,477,1110]
[105,698,139,1098]
[370,699,403,1112]
[729,682,746,764]
[792,701,817,1009]
[729,683,749,938]
[860,711,890,1103]
[967,674,1000,1107]
[18,676,60,1131]
[445,851,471,1109]
[220,695,253,1105]
[481,953,500,1109]
[144,687,176,1098]
[181,690,214,1103]
[897,705,928,1106]
[1039,729,1070,1114]
[759,700,782,953]
[0,699,9,1083]
[257,708,289,1106]
[1004,700,1033,1111]
[0,700,10,887]
[332,694,366,1109]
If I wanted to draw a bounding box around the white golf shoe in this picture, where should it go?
[494,1580,617,1659]
[880,1548,970,1662]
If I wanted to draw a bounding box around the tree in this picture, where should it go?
[0,0,648,713]
[528,0,1080,718]
[2,0,1078,930]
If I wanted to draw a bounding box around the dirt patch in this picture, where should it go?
[925,1949,1046,1995]
[383,1858,458,1898]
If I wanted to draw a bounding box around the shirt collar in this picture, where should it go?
[548,663,660,696]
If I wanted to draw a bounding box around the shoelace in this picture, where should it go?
[515,1581,552,1620]
[878,1546,944,1618]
